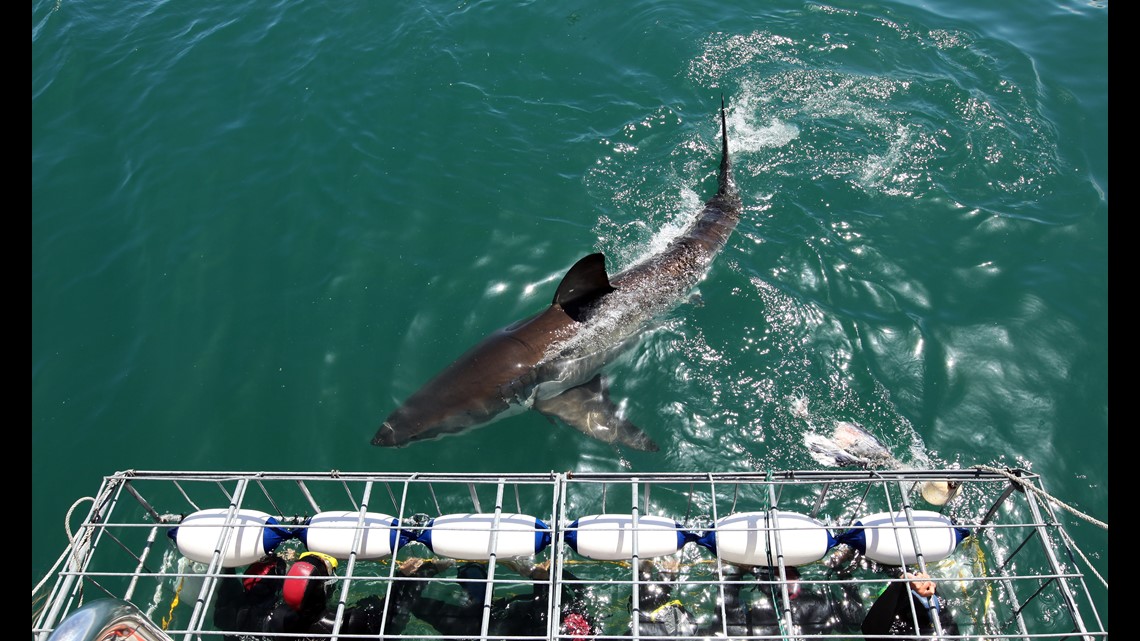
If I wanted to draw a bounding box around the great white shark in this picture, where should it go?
[372,98,742,451]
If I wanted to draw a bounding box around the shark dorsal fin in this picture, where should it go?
[553,253,615,321]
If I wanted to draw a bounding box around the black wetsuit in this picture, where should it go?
[700,576,865,638]
[410,569,591,639]
[861,580,959,638]
[623,570,862,638]
[212,557,288,641]
[214,559,423,640]
[264,583,425,640]
[626,575,700,637]
[299,592,418,638]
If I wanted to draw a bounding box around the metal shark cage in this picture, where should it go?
[32,468,1106,640]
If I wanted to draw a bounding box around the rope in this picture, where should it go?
[1056,521,1108,589]
[31,496,96,597]
[32,479,119,618]
[941,537,992,628]
[161,577,184,630]
[973,464,1108,590]
[972,465,1107,530]
[972,538,992,616]
[649,599,684,621]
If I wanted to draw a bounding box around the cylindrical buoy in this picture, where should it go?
[564,514,692,561]
[168,508,293,568]
[298,511,406,560]
[417,513,551,560]
[696,510,837,567]
[837,510,971,565]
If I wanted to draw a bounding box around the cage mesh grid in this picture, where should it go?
[32,468,1106,640]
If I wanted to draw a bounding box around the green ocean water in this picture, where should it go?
[32,0,1108,628]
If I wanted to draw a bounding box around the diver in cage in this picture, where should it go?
[654,544,866,639]
[213,550,448,639]
[620,553,864,638]
[701,563,866,638]
[624,557,700,637]
[269,551,454,638]
[861,570,960,638]
[212,553,289,641]
[407,557,598,640]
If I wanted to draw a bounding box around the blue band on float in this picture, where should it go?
[676,528,690,551]
[564,519,581,552]
[836,524,868,554]
[391,518,407,552]
[695,530,718,555]
[418,518,436,550]
[261,517,295,554]
[534,518,552,553]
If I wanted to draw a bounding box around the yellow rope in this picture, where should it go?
[649,599,684,621]
[934,536,992,632]
[956,537,993,620]
[973,538,992,616]
[161,576,184,630]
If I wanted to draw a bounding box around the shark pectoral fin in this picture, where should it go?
[533,375,659,452]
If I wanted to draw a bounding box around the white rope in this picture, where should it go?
[33,479,120,601]
[1056,522,1108,589]
[973,464,1107,590]
[31,496,94,597]
[972,465,1107,530]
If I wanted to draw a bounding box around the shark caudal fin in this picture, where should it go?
[716,95,736,201]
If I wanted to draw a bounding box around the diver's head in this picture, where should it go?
[283,551,338,613]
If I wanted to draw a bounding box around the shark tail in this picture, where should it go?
[716,95,735,200]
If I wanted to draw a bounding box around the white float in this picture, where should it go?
[839,510,970,565]
[564,514,690,561]
[169,508,293,568]
[299,511,404,559]
[696,510,837,567]
[417,513,551,559]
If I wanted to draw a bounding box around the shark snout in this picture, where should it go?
[370,421,400,447]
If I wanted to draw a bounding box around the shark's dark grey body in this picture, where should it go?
[372,99,742,451]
